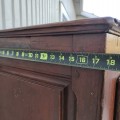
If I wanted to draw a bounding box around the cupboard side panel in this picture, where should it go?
[72,33,106,120]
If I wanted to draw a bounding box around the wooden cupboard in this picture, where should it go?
[0,17,120,120]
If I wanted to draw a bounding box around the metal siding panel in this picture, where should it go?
[49,0,53,23]
[4,0,13,28]
[52,0,55,22]
[14,0,21,27]
[11,0,15,28]
[43,0,46,24]
[36,0,40,24]
[1,0,5,29]
[45,0,48,23]
[32,0,36,25]
[26,0,28,26]
[39,0,43,24]
[56,0,60,22]
[27,0,32,26]
[0,0,3,29]
[47,0,50,23]
[31,0,33,25]
[44,0,47,23]
[51,0,55,22]
[19,0,22,26]
[35,0,37,24]
[21,0,27,26]
[0,0,60,29]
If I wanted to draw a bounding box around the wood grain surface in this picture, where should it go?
[114,78,120,120]
[0,17,120,120]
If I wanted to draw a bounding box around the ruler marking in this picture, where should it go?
[0,48,120,71]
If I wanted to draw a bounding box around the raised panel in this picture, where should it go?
[0,70,70,120]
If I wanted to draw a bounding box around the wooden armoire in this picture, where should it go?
[0,17,120,120]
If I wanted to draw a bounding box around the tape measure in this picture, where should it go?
[0,48,120,71]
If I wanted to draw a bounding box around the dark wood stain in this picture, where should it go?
[114,78,120,120]
[0,17,120,120]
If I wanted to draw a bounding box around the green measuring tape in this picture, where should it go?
[0,48,120,71]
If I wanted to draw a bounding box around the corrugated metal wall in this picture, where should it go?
[0,0,59,29]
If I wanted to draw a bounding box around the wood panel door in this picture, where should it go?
[0,66,75,120]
